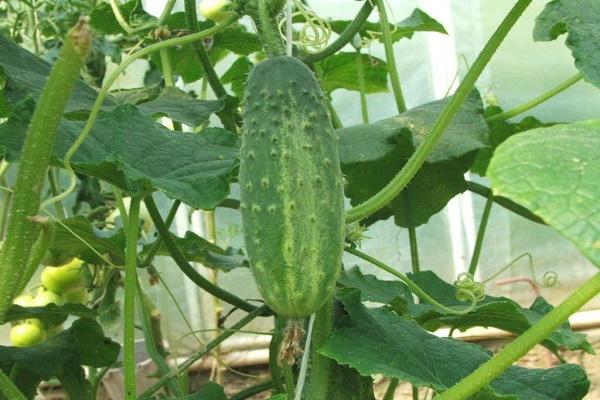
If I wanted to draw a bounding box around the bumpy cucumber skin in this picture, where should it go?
[240,56,344,318]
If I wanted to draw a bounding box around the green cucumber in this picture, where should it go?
[239,56,345,318]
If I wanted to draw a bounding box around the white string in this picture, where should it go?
[286,0,293,56]
[294,313,316,400]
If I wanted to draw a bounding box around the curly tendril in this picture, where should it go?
[482,253,560,288]
[454,273,486,303]
[278,0,331,53]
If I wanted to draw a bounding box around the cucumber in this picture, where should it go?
[239,56,345,318]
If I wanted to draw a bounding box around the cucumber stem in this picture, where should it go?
[123,196,141,400]
[0,18,91,323]
[306,299,335,399]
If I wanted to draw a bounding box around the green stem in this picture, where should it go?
[123,196,141,400]
[466,181,544,225]
[230,380,275,400]
[283,364,296,399]
[159,49,183,131]
[255,0,286,57]
[183,0,239,132]
[345,246,476,315]
[0,19,91,323]
[135,279,181,397]
[467,193,494,276]
[16,217,55,294]
[436,271,600,400]
[60,15,240,203]
[269,316,286,393]
[486,72,582,122]
[356,49,369,123]
[91,366,111,400]
[156,0,177,27]
[141,200,181,267]
[0,369,26,400]
[302,1,374,63]
[375,0,406,113]
[307,299,335,399]
[137,305,269,399]
[345,0,532,224]
[144,195,266,314]
[383,379,399,400]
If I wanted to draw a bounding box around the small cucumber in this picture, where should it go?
[239,56,345,318]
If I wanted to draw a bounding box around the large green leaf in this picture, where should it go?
[317,52,388,94]
[0,100,239,209]
[533,0,600,88]
[320,289,590,399]
[488,120,600,267]
[0,32,115,112]
[338,90,488,227]
[329,8,446,44]
[0,319,120,400]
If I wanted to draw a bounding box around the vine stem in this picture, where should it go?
[375,0,406,113]
[144,195,265,314]
[110,0,176,35]
[138,305,269,399]
[467,193,494,276]
[436,271,600,399]
[0,19,91,323]
[0,368,26,400]
[356,48,369,123]
[55,15,240,209]
[124,196,141,400]
[486,72,582,122]
[345,246,477,315]
[345,0,532,224]
[302,0,374,63]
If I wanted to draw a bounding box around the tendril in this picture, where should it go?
[278,0,331,53]
[454,272,486,303]
[482,253,560,288]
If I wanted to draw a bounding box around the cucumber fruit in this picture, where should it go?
[239,56,345,318]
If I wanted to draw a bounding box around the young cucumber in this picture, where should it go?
[239,56,345,318]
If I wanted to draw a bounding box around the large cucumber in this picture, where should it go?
[239,56,345,318]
